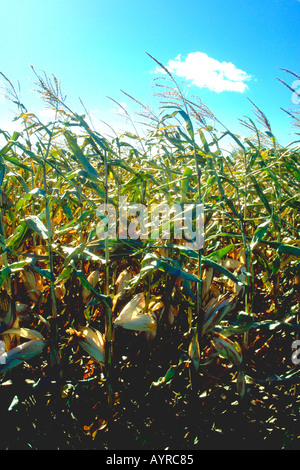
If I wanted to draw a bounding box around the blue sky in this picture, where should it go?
[0,0,299,146]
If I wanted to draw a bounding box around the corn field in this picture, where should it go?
[0,60,299,450]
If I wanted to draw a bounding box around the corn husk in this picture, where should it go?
[222,257,243,271]
[145,299,164,343]
[2,328,44,341]
[212,333,243,366]
[0,339,46,375]
[114,293,157,332]
[210,283,221,298]
[238,249,246,265]
[115,268,133,295]
[82,269,100,303]
[236,368,246,400]
[167,304,179,325]
[0,290,19,349]
[202,267,214,299]
[155,239,167,258]
[202,293,238,336]
[67,326,105,364]
[0,290,15,330]
[31,245,47,256]
[233,266,247,295]
[228,265,247,294]
[148,298,164,312]
[15,302,28,316]
[21,268,41,302]
[188,330,201,371]
[55,283,66,301]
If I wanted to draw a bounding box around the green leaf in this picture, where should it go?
[23,215,49,240]
[3,155,33,173]
[151,364,177,388]
[171,245,246,285]
[0,163,5,187]
[32,265,54,281]
[219,130,246,151]
[0,266,12,288]
[0,131,21,156]
[206,244,235,261]
[250,175,273,217]
[64,130,100,181]
[159,260,201,283]
[250,220,270,250]
[198,129,210,153]
[218,312,255,336]
[8,259,30,272]
[141,253,201,283]
[6,224,29,250]
[14,143,44,165]
[278,243,300,258]
[178,110,194,140]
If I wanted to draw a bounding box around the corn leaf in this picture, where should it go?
[23,215,49,240]
[64,130,100,181]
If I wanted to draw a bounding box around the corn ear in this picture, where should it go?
[233,266,247,295]
[202,267,213,299]
[80,326,105,351]
[0,339,46,375]
[212,333,243,366]
[0,291,19,349]
[67,327,105,365]
[148,298,164,312]
[115,268,133,295]
[222,257,243,271]
[188,330,201,371]
[82,269,100,303]
[0,290,15,330]
[15,302,28,316]
[21,268,41,302]
[238,248,246,265]
[55,283,66,301]
[167,304,179,325]
[2,328,44,341]
[115,310,157,332]
[114,293,157,332]
[202,293,238,336]
[210,283,221,298]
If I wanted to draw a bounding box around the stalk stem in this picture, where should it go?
[103,150,113,419]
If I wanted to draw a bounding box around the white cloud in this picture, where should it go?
[36,108,57,120]
[156,52,251,93]
[109,101,128,115]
